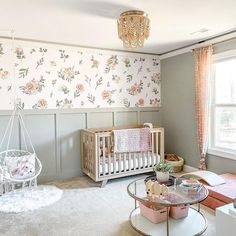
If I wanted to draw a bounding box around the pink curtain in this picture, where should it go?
[193,46,213,170]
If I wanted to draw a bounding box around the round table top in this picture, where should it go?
[127,175,209,207]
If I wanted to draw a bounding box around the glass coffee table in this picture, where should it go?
[127,176,209,236]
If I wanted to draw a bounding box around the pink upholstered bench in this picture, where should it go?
[201,173,236,210]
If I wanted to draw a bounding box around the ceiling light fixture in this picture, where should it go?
[117,10,150,48]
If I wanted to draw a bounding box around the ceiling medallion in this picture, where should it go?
[117,10,150,48]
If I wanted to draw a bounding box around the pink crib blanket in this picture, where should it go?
[113,128,151,153]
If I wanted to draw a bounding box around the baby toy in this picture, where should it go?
[146,180,169,200]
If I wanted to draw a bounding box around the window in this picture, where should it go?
[208,50,236,160]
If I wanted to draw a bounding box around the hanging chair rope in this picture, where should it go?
[0,31,42,192]
[0,109,16,150]
[20,112,28,152]
[0,103,35,155]
[18,108,36,154]
[6,109,17,157]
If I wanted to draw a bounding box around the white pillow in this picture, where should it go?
[5,153,35,179]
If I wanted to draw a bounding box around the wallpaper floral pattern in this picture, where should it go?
[0,41,160,109]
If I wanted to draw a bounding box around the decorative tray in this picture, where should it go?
[144,175,176,186]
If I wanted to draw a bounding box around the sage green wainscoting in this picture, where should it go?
[0,108,161,182]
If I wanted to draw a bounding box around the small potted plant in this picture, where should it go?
[153,160,173,182]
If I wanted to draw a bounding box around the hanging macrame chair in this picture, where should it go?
[0,102,42,194]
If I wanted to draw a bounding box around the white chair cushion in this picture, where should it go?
[5,153,35,179]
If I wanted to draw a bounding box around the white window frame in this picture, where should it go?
[208,49,236,160]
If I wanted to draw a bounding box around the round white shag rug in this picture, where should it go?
[0,185,63,213]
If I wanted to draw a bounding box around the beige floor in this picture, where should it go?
[0,174,216,236]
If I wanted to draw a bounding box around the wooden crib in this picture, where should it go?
[80,125,164,187]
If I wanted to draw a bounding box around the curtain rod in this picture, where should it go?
[159,30,236,60]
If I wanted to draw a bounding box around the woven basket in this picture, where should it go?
[165,154,184,173]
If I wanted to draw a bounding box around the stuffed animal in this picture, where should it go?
[11,160,35,179]
[146,180,154,197]
[6,154,35,179]
[146,180,169,199]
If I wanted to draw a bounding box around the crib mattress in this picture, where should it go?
[99,154,160,175]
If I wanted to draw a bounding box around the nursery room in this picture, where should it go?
[0,0,236,235]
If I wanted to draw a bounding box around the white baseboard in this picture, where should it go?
[183,165,198,173]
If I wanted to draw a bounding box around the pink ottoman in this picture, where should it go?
[201,173,236,210]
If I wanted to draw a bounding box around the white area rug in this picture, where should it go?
[0,175,216,236]
[0,185,63,213]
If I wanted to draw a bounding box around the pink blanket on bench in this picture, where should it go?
[201,173,236,210]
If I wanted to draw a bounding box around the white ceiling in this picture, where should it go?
[0,0,236,54]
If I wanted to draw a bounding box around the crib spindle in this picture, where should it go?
[118,153,121,173]
[151,132,154,167]
[128,152,131,171]
[107,136,111,175]
[90,136,94,176]
[147,151,150,167]
[133,153,136,170]
[155,132,159,165]
[102,137,106,176]
[138,152,141,169]
[88,137,90,173]
[113,152,116,174]
[160,128,165,161]
[142,151,145,168]
[123,153,127,172]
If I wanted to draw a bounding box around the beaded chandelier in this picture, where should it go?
[117,10,150,48]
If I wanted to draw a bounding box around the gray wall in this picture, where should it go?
[0,108,160,182]
[161,38,236,174]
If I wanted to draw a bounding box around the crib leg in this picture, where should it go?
[101,180,108,188]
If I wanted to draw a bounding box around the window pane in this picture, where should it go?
[215,58,236,104]
[215,107,236,150]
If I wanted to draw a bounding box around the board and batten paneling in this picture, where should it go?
[23,114,57,182]
[140,111,160,126]
[58,113,86,177]
[114,111,138,126]
[87,112,113,128]
[0,108,160,182]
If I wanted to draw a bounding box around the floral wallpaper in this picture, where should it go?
[0,40,160,109]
